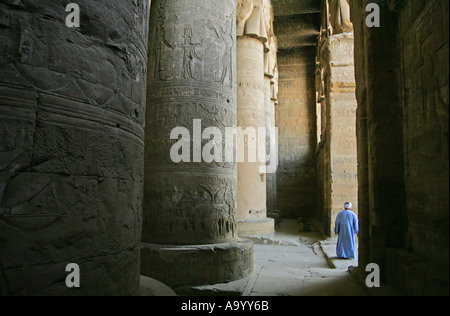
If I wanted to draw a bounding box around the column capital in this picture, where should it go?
[237,0,271,44]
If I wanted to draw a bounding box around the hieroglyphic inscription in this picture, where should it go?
[144,0,238,245]
[149,0,235,87]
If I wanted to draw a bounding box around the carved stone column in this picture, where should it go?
[236,0,274,236]
[316,1,358,235]
[329,0,353,34]
[265,34,278,218]
[141,0,253,289]
[0,0,148,295]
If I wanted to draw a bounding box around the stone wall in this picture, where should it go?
[0,0,149,295]
[397,0,449,274]
[276,47,317,219]
[351,0,449,296]
[395,0,449,295]
[273,2,320,219]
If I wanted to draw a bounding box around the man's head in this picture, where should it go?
[344,202,352,210]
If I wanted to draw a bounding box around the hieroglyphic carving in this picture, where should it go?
[181,25,202,79]
[144,0,238,245]
[210,15,235,86]
[150,1,235,87]
[153,3,174,80]
[0,0,149,295]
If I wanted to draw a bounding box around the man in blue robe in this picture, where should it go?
[334,202,359,259]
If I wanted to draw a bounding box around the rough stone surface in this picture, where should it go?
[276,47,318,219]
[236,0,275,236]
[141,240,253,290]
[236,36,268,226]
[0,0,148,295]
[238,218,275,237]
[316,28,358,236]
[273,0,320,219]
[139,275,177,296]
[246,220,369,296]
[142,0,253,287]
[265,75,278,215]
[351,0,449,296]
[0,0,447,298]
[143,0,238,246]
[265,28,279,217]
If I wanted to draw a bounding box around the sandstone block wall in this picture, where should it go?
[397,0,449,272]
[351,0,449,296]
[276,47,318,219]
[272,2,321,219]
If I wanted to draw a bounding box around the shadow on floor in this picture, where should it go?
[242,219,367,296]
[141,219,402,296]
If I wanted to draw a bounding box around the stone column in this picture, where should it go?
[0,0,148,295]
[236,0,274,236]
[315,1,358,235]
[329,0,353,34]
[264,73,274,213]
[265,34,278,219]
[141,0,253,289]
[327,32,358,234]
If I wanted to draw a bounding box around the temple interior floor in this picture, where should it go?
[141,219,404,296]
[244,219,367,296]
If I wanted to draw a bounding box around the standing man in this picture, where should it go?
[334,202,359,259]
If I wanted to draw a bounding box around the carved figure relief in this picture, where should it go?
[151,3,236,87]
[145,0,238,244]
[237,0,255,36]
[181,26,202,80]
[329,0,353,34]
[210,16,234,87]
[153,3,173,80]
[236,0,269,42]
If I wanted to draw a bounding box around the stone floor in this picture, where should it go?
[142,219,402,296]
[242,219,367,296]
[183,219,368,296]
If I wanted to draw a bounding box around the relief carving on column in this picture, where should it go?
[236,0,269,43]
[329,0,353,34]
[271,65,279,103]
[265,34,277,78]
[145,0,238,245]
[263,1,275,74]
[269,37,279,102]
[153,3,174,81]
[181,26,203,80]
[209,16,235,86]
[150,1,235,87]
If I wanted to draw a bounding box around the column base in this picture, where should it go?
[140,239,253,288]
[238,218,275,236]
